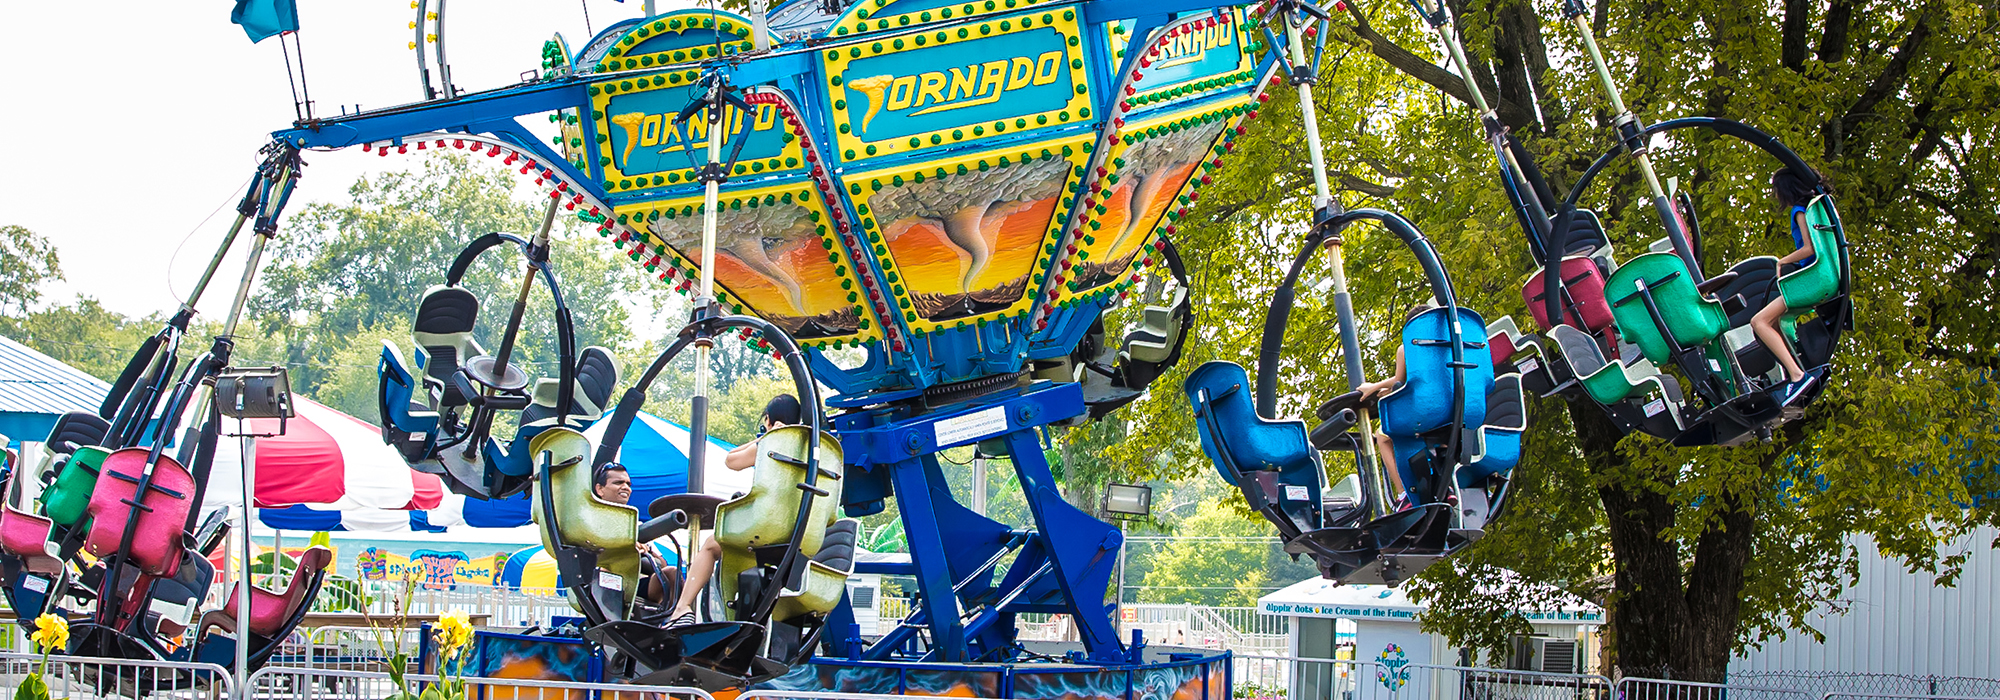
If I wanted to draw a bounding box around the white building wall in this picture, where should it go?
[1732,525,1998,678]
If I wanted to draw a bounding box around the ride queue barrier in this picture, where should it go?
[245,666,713,700]
[1619,677,1817,700]
[264,626,426,673]
[1821,694,2000,700]
[1232,655,1614,700]
[0,650,235,700]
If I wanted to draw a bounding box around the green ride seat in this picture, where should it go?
[41,445,109,527]
[1605,252,1728,365]
[1776,196,1843,313]
[529,427,641,615]
[771,518,860,623]
[715,425,845,613]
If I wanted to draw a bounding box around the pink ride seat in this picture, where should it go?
[201,546,332,638]
[84,448,197,576]
[1523,256,1617,337]
[2,502,59,574]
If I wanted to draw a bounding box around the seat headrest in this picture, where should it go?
[297,545,334,571]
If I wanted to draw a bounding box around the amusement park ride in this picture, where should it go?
[0,0,1847,693]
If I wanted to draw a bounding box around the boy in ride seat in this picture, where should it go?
[1750,169,1828,405]
[1356,303,1430,509]
[592,464,675,606]
[664,394,802,628]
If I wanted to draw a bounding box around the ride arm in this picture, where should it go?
[272,81,597,197]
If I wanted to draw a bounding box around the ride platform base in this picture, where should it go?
[755,647,1232,699]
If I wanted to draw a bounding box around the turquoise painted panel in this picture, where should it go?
[840,28,1076,144]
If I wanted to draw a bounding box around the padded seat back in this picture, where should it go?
[377,342,438,434]
[1123,287,1188,364]
[529,427,640,613]
[1558,209,1610,257]
[412,286,482,408]
[40,412,109,462]
[85,448,195,576]
[1461,374,1526,488]
[1605,253,1727,364]
[1379,308,1495,438]
[773,518,861,622]
[42,445,108,527]
[1777,196,1844,311]
[520,346,622,429]
[1523,256,1617,335]
[1710,257,1781,328]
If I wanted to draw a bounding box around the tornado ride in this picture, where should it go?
[255,0,1286,692]
[1397,0,1851,448]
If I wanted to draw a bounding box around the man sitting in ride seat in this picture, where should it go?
[593,464,676,607]
[1750,169,1828,405]
[1355,303,1429,509]
[663,394,802,628]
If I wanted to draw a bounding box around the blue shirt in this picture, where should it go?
[1788,205,1815,270]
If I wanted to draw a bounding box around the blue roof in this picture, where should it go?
[0,334,110,418]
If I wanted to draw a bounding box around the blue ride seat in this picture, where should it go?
[1184,361,1322,536]
[1460,373,1525,488]
[1377,307,1496,504]
[376,342,439,464]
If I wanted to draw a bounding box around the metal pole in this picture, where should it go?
[1568,15,1698,277]
[687,93,729,495]
[1284,11,1389,518]
[971,456,988,516]
[236,434,254,691]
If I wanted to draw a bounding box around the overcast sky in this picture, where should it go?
[0,1,685,320]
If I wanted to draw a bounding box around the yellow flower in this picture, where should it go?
[435,610,473,654]
[30,614,68,653]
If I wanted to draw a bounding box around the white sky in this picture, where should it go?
[0,1,691,320]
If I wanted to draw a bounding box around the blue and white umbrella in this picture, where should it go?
[257,411,744,532]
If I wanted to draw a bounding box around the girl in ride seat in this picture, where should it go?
[1356,303,1430,510]
[1751,169,1828,405]
[664,394,802,628]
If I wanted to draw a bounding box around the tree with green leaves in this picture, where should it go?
[0,225,62,318]
[1099,0,1998,680]
[244,153,662,416]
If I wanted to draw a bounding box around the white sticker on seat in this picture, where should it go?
[1644,399,1666,417]
[1518,358,1540,375]
[597,569,623,592]
[1284,485,1309,501]
[23,575,47,593]
[935,406,1009,446]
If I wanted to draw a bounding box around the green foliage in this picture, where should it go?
[1136,499,1278,607]
[244,153,659,413]
[1103,0,1998,679]
[0,225,61,317]
[0,297,166,382]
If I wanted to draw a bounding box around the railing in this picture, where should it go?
[1619,677,1818,700]
[266,626,427,672]
[0,650,234,700]
[1234,655,1613,700]
[1734,673,2000,699]
[247,664,713,700]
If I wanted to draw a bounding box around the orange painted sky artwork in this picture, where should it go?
[885,197,1058,297]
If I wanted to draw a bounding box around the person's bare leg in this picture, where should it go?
[1752,299,1804,382]
[1374,432,1405,501]
[670,537,722,619]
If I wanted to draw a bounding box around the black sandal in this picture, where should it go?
[666,610,699,629]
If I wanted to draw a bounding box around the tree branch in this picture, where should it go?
[1781,0,1810,71]
[1816,0,1853,63]
[1339,1,1537,128]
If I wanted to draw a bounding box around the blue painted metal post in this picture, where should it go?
[1002,426,1126,661]
[886,452,971,660]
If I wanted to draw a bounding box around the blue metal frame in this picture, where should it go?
[834,381,1127,663]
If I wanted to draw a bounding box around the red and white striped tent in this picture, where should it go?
[200,396,447,530]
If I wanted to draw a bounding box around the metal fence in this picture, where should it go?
[1233,655,1613,700]
[1619,677,1815,700]
[246,665,712,700]
[326,582,574,629]
[1733,673,2000,700]
[0,650,233,700]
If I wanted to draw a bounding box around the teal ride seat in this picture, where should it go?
[1776,196,1844,312]
[1604,253,1728,365]
[1184,361,1322,536]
